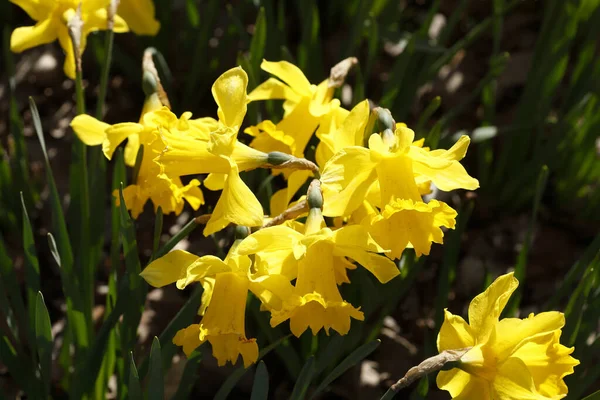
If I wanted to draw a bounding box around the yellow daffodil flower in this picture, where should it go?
[157,67,270,235]
[236,202,399,337]
[71,105,205,218]
[320,125,478,258]
[437,272,579,399]
[140,242,259,367]
[246,60,344,158]
[117,0,160,35]
[10,0,129,78]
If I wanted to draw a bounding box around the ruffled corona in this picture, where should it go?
[320,124,478,258]
[236,207,399,336]
[437,273,579,399]
[141,244,260,367]
[368,199,457,258]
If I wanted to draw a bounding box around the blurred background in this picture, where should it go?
[1,0,599,398]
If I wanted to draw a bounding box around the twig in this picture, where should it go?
[329,57,358,88]
[143,48,171,108]
[262,200,308,228]
[382,347,471,398]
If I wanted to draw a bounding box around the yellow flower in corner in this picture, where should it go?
[236,199,399,337]
[437,272,579,399]
[320,125,478,258]
[10,0,129,78]
[140,242,259,367]
[117,0,160,35]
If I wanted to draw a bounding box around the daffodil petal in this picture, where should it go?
[70,114,109,146]
[203,163,263,236]
[117,0,160,35]
[103,122,145,160]
[331,225,399,283]
[321,146,378,217]
[437,309,475,352]
[409,136,479,191]
[248,77,301,102]
[236,225,302,255]
[173,324,203,357]
[260,60,312,96]
[493,357,550,400]
[10,19,57,53]
[438,370,491,399]
[118,184,148,219]
[175,255,231,290]
[124,133,141,166]
[140,249,200,287]
[468,272,518,342]
[509,330,578,397]
[488,312,566,361]
[55,27,75,78]
[204,173,226,191]
[212,67,248,129]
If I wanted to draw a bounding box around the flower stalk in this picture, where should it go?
[381,348,472,399]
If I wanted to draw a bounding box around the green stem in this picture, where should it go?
[95,28,115,120]
[73,68,93,338]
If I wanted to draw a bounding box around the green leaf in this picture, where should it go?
[3,27,34,209]
[185,0,200,27]
[20,192,40,354]
[152,206,163,260]
[128,353,143,400]
[314,335,344,376]
[148,337,164,400]
[415,96,441,137]
[118,184,145,385]
[171,347,205,400]
[547,233,600,309]
[71,276,130,398]
[132,144,144,185]
[0,234,27,343]
[581,389,600,400]
[504,165,549,316]
[311,340,380,398]
[290,356,315,400]
[409,376,429,399]
[0,336,36,396]
[249,7,266,77]
[29,97,87,351]
[250,361,269,400]
[35,292,53,396]
[154,217,200,259]
[563,254,598,346]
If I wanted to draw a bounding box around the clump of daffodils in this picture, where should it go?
[64,48,578,393]
[10,0,159,78]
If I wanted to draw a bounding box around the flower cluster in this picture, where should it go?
[125,59,480,367]
[10,0,159,78]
